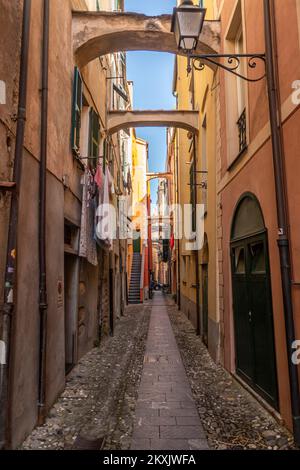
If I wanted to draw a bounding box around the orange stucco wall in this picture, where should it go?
[219,0,300,430]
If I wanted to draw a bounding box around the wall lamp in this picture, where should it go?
[171,0,266,82]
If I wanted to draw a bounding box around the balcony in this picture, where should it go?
[237,108,247,155]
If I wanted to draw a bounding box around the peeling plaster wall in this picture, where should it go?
[0,0,22,322]
[72,12,220,67]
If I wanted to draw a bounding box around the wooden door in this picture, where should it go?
[231,235,278,409]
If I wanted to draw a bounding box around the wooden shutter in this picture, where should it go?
[88,108,100,168]
[71,67,83,152]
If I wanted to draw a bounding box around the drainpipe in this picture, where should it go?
[0,0,32,449]
[38,0,50,425]
[264,0,300,446]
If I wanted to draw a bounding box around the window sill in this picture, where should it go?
[227,146,248,172]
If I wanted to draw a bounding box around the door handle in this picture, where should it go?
[249,311,252,322]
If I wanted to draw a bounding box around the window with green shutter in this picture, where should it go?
[88,108,100,168]
[102,139,107,174]
[71,67,83,153]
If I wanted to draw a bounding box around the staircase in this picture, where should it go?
[128,253,142,304]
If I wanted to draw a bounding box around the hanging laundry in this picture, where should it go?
[79,169,98,266]
[95,170,113,249]
[94,164,103,190]
[170,232,175,251]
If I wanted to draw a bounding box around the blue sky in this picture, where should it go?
[125,0,176,204]
[125,0,176,15]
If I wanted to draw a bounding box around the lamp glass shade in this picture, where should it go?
[172,6,206,52]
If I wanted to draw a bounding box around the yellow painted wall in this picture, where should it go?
[131,133,149,245]
[174,0,219,359]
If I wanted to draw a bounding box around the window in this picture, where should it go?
[250,241,266,274]
[235,26,246,117]
[235,27,247,154]
[71,67,83,153]
[233,246,246,274]
[225,0,248,165]
[102,139,109,174]
[64,220,79,253]
[88,108,100,168]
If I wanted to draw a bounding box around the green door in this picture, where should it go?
[232,244,254,383]
[133,230,141,254]
[231,195,278,409]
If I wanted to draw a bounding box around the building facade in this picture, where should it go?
[217,0,300,431]
[128,133,151,303]
[171,0,218,357]
[171,0,300,435]
[0,0,129,448]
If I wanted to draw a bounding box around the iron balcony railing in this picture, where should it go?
[237,108,247,154]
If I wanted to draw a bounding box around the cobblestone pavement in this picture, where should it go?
[21,295,297,451]
[22,304,151,450]
[168,303,296,450]
[131,293,209,451]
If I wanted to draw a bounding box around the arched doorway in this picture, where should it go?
[230,194,278,409]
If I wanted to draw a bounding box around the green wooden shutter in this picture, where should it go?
[71,67,83,152]
[88,108,100,168]
[103,139,107,174]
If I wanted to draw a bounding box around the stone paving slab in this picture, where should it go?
[131,293,209,450]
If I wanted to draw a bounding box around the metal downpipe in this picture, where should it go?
[0,0,32,449]
[264,0,300,446]
[37,0,50,425]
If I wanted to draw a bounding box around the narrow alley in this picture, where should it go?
[22,293,294,451]
[1,0,300,458]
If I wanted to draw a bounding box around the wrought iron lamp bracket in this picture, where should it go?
[187,53,266,83]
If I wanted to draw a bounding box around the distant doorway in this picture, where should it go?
[133,230,141,253]
[64,254,79,374]
[230,194,278,409]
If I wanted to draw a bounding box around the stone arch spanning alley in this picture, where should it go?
[107,110,199,135]
[72,11,221,133]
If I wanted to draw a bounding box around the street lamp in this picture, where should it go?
[171,0,206,54]
[171,0,266,82]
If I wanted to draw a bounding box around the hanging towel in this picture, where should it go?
[79,170,98,266]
